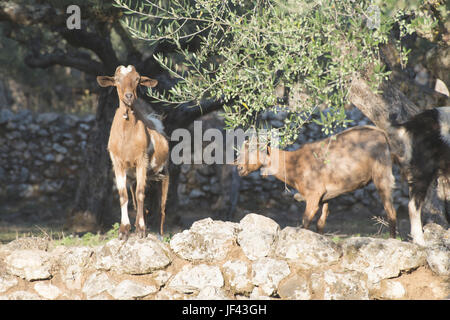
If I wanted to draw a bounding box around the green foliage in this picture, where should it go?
[115,0,443,145]
[53,223,120,247]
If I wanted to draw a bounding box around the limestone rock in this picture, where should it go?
[34,282,62,300]
[341,237,427,284]
[426,247,450,276]
[170,218,238,261]
[274,227,341,268]
[237,213,280,261]
[251,257,290,296]
[95,236,171,274]
[54,246,94,290]
[373,280,406,300]
[222,260,253,294]
[82,272,115,299]
[168,264,224,293]
[0,291,41,300]
[5,250,53,281]
[195,286,229,300]
[107,280,157,300]
[423,223,450,248]
[278,274,311,300]
[311,270,369,300]
[0,275,18,293]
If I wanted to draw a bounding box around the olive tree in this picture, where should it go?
[114,0,444,146]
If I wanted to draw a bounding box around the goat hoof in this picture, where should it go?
[136,227,146,239]
[119,224,131,241]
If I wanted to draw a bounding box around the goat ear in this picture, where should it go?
[266,145,271,156]
[96,76,115,87]
[140,76,158,88]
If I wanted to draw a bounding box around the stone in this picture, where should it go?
[249,287,272,300]
[341,237,427,284]
[168,264,224,293]
[278,274,311,300]
[311,270,369,300]
[426,247,450,276]
[95,236,171,274]
[153,270,172,288]
[188,189,206,198]
[5,250,53,281]
[222,260,253,294]
[0,109,14,124]
[107,280,157,300]
[195,286,229,300]
[154,287,190,300]
[237,213,280,261]
[375,280,406,300]
[274,227,341,268]
[0,275,18,293]
[434,78,449,96]
[2,237,50,251]
[44,154,55,162]
[423,223,450,248]
[251,257,290,296]
[52,143,68,154]
[170,218,238,261]
[36,112,59,125]
[34,282,62,300]
[82,272,115,299]
[55,246,93,290]
[0,291,41,300]
[13,141,27,151]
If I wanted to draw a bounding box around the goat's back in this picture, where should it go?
[299,126,392,199]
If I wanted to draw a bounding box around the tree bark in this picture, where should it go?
[65,89,117,232]
[348,77,423,161]
[349,77,422,129]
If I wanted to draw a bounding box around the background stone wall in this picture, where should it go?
[0,106,446,231]
[0,109,94,202]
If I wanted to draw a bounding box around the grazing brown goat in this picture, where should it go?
[97,65,169,240]
[236,126,398,237]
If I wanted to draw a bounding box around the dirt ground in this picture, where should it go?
[0,193,423,243]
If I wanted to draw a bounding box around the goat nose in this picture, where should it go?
[125,93,133,100]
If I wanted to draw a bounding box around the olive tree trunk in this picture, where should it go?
[66,89,117,232]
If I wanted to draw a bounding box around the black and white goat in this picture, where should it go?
[389,106,450,245]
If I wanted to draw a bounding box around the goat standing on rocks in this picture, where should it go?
[235,126,398,237]
[97,65,169,240]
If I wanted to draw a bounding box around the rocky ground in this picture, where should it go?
[0,213,448,300]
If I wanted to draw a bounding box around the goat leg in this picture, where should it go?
[112,163,130,241]
[316,202,329,234]
[135,165,147,239]
[160,170,169,236]
[302,197,320,230]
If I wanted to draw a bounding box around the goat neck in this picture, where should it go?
[262,147,298,188]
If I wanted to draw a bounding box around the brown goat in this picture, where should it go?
[97,65,169,240]
[236,126,398,237]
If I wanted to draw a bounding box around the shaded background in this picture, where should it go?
[0,1,448,242]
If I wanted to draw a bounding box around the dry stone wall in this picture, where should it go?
[0,108,94,202]
[0,107,426,224]
[0,214,448,300]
